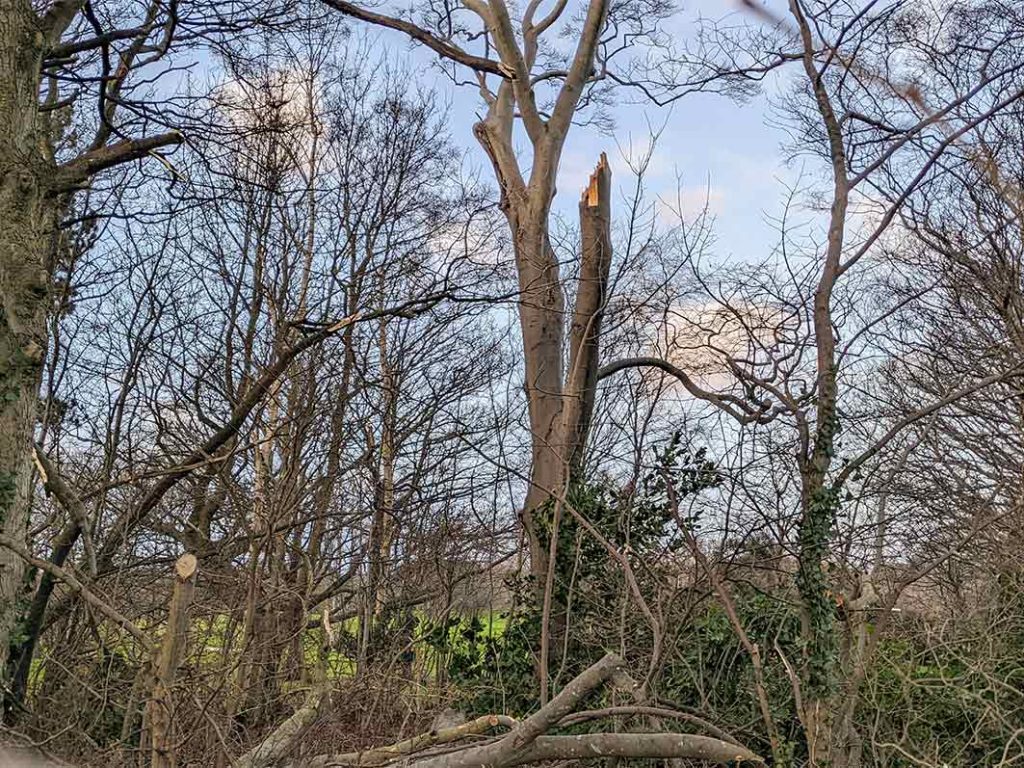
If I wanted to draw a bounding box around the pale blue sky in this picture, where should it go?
[182,0,802,263]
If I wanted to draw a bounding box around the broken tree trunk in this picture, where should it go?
[563,152,613,476]
[536,153,613,702]
[141,553,199,768]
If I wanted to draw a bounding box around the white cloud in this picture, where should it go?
[651,300,788,391]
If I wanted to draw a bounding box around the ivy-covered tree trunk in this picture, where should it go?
[0,0,55,693]
[796,474,840,766]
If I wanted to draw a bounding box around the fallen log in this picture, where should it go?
[293,654,764,768]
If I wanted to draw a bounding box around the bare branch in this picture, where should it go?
[597,356,781,424]
[0,534,151,650]
[319,0,508,77]
[56,132,184,190]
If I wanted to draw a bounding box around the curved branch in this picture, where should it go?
[56,132,183,190]
[834,365,1024,489]
[0,534,151,651]
[45,26,151,58]
[560,706,744,748]
[32,445,95,575]
[319,0,507,77]
[94,292,451,571]
[597,356,779,424]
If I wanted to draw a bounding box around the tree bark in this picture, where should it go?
[6,447,90,712]
[141,554,199,768]
[510,205,569,572]
[0,0,58,706]
[235,676,332,768]
[506,157,613,584]
[563,154,612,476]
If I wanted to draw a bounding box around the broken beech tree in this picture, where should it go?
[322,0,617,626]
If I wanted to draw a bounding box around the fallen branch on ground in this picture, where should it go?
[308,715,518,767]
[290,653,763,768]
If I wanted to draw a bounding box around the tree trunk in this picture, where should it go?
[359,315,398,672]
[503,159,612,698]
[0,0,55,708]
[511,157,612,586]
[563,154,612,476]
[6,511,80,712]
[141,554,199,768]
[512,207,568,578]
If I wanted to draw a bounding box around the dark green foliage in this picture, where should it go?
[424,424,1023,768]
[421,592,539,715]
[427,435,721,715]
[661,585,804,761]
[429,567,1024,767]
